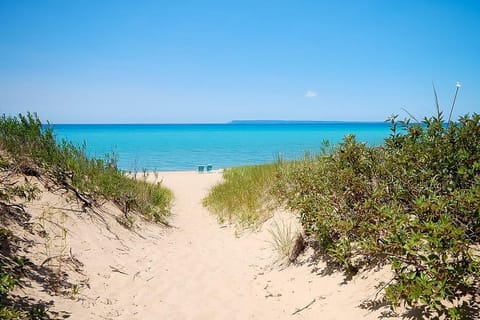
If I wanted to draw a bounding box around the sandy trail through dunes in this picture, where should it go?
[131,171,268,319]
[21,171,397,319]
[112,171,396,319]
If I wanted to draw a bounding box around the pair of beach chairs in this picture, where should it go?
[198,164,213,173]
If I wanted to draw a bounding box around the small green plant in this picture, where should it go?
[1,260,49,319]
[0,306,28,320]
[69,283,81,300]
[116,214,136,230]
[0,271,18,296]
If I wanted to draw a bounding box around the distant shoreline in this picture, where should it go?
[228,120,386,124]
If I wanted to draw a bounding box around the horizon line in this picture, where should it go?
[48,119,391,125]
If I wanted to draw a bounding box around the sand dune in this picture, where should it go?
[17,171,398,319]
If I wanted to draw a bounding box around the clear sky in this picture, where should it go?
[1,0,479,123]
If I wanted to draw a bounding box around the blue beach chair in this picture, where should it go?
[198,165,205,173]
[206,164,213,173]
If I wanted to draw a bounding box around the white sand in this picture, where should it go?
[16,171,399,319]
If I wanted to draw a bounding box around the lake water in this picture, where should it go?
[51,122,393,171]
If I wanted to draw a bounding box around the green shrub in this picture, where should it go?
[0,270,18,296]
[275,113,480,317]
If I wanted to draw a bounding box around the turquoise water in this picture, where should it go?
[51,122,392,171]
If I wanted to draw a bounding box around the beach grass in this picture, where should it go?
[268,218,295,260]
[202,163,278,227]
[0,112,172,223]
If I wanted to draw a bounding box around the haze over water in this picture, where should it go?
[52,122,392,171]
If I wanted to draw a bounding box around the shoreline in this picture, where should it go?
[126,168,225,177]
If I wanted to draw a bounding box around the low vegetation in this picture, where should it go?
[276,112,480,318]
[0,112,172,318]
[0,112,172,224]
[268,219,295,260]
[202,163,278,227]
[204,108,480,317]
[1,160,52,319]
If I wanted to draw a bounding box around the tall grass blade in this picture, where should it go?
[401,108,420,123]
[432,82,441,118]
[448,84,460,123]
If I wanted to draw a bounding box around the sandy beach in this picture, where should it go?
[17,170,398,319]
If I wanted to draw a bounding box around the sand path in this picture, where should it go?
[31,171,396,319]
[132,172,276,319]
[117,171,394,320]
[133,172,265,319]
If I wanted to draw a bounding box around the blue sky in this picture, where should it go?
[1,0,479,123]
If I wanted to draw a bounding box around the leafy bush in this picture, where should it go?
[275,112,480,317]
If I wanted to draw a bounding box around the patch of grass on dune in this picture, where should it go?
[202,163,278,227]
[0,112,172,224]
